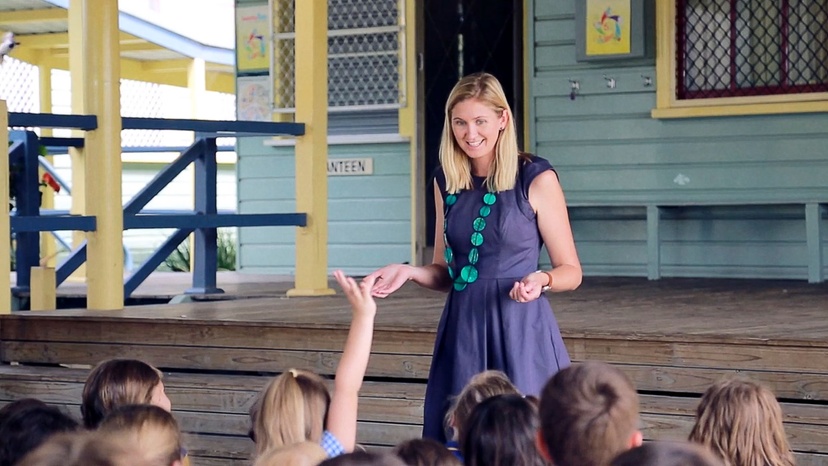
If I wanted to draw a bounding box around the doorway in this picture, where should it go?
[422,0,524,250]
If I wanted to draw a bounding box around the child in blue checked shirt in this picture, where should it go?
[249,270,378,460]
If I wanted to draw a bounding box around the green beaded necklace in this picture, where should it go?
[443,189,497,291]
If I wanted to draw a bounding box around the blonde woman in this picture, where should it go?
[366,72,582,440]
[689,378,795,466]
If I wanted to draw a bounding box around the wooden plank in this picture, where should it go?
[0,342,432,379]
[568,339,828,374]
[0,319,436,355]
[617,364,828,401]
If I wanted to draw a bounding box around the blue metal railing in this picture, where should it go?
[8,112,306,300]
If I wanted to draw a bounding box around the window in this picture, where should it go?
[271,0,406,113]
[653,0,828,118]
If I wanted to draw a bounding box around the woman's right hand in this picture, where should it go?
[363,263,413,298]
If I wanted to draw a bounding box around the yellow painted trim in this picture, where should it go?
[68,1,88,280]
[400,0,423,265]
[653,1,828,119]
[652,100,828,119]
[0,101,10,314]
[523,0,531,149]
[0,8,67,24]
[288,0,334,296]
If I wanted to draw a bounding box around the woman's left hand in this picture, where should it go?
[509,272,546,303]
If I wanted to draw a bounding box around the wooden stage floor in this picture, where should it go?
[2,274,828,464]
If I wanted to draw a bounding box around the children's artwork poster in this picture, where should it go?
[236,4,269,72]
[237,76,272,122]
[586,0,631,56]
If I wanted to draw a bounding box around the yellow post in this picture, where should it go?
[399,0,424,265]
[287,0,334,296]
[69,0,124,309]
[187,57,206,272]
[39,62,58,267]
[0,100,10,314]
[30,267,56,311]
[68,3,87,282]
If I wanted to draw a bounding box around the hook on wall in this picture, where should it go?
[641,75,652,86]
[568,79,580,100]
[603,75,616,89]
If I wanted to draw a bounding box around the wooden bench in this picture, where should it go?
[567,201,827,282]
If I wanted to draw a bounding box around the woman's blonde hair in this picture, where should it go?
[250,369,331,456]
[253,441,328,466]
[439,72,520,194]
[445,370,520,442]
[98,404,183,466]
[689,378,795,466]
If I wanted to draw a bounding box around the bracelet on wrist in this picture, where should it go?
[536,269,553,292]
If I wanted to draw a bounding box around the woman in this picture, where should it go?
[365,72,582,440]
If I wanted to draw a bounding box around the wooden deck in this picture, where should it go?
[2,275,828,465]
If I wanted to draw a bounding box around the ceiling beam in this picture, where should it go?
[0,8,67,25]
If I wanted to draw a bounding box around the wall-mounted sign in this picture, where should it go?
[327,158,373,176]
[575,0,645,61]
[236,4,269,72]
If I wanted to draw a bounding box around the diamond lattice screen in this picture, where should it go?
[0,58,39,115]
[678,0,828,99]
[272,0,404,112]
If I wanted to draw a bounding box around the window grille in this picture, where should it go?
[270,0,405,113]
[676,0,828,100]
[0,58,39,114]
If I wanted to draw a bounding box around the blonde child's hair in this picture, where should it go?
[98,404,183,466]
[250,369,331,456]
[253,441,328,466]
[439,72,520,194]
[689,378,795,466]
[445,370,520,442]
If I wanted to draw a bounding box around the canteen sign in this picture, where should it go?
[327,158,373,176]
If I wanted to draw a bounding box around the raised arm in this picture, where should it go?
[327,270,378,452]
[364,180,452,297]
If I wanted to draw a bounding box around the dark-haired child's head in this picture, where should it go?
[611,441,724,466]
[393,438,462,466]
[538,361,641,466]
[0,399,80,466]
[461,394,546,466]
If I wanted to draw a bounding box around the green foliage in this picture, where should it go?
[163,229,237,272]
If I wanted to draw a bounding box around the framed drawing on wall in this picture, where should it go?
[575,0,645,61]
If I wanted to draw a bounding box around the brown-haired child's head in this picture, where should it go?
[393,437,462,466]
[688,378,795,466]
[611,441,724,466]
[538,361,641,466]
[445,370,519,442]
[81,359,168,429]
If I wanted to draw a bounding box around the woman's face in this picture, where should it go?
[450,97,507,167]
[151,381,172,412]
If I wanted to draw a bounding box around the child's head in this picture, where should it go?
[0,400,80,466]
[250,368,331,455]
[253,441,328,466]
[82,358,170,429]
[98,404,183,466]
[611,441,724,466]
[393,438,462,466]
[538,361,642,466]
[446,370,519,442]
[16,432,89,466]
[688,378,795,466]
[460,394,546,466]
[319,451,407,466]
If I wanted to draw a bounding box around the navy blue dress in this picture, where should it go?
[422,155,571,441]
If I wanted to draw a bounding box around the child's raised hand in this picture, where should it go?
[334,270,377,317]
